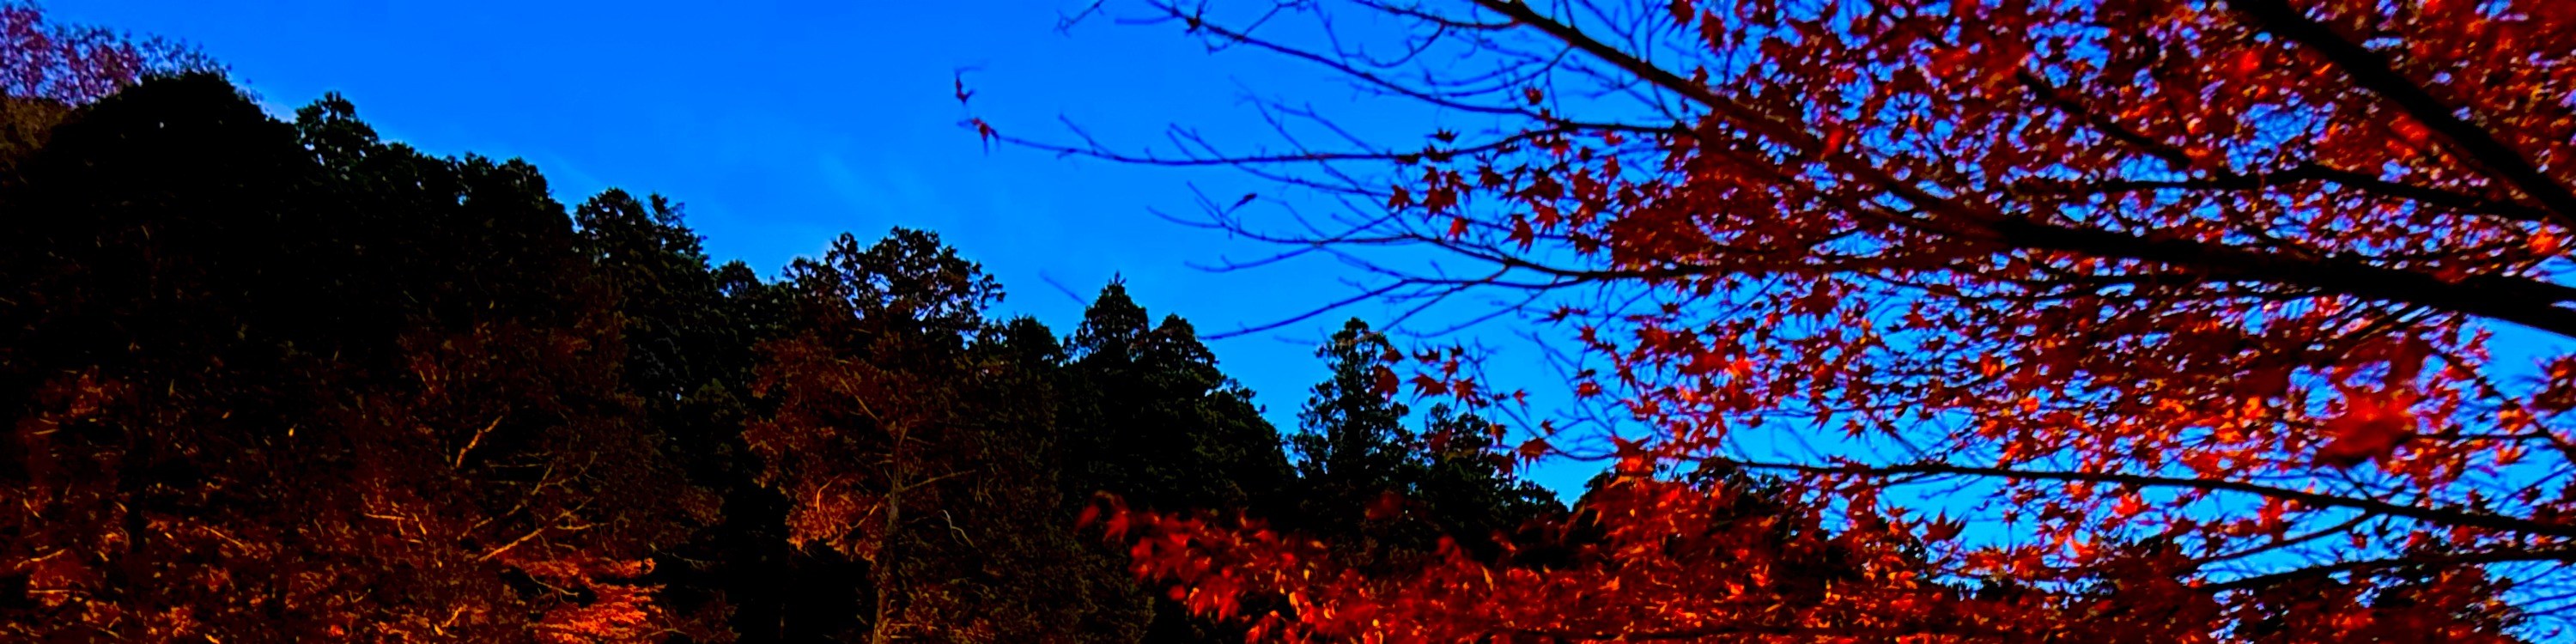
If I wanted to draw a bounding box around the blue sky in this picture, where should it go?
[50,0,1605,495]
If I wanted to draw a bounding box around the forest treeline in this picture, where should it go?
[0,74,1567,641]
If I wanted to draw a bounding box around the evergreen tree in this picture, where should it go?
[1289,319,1421,540]
[574,190,739,401]
[1409,404,1559,558]
[1062,281,1293,514]
[1288,319,1561,560]
[1058,282,1299,644]
[569,189,834,642]
[749,229,1133,644]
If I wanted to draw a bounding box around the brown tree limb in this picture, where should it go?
[2204,548,2576,592]
[1987,216,2576,339]
[2023,162,2558,225]
[1721,459,2576,539]
[2228,0,2576,228]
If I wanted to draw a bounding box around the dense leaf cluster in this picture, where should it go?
[1000,0,2568,641]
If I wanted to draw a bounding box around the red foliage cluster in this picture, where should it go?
[1013,0,2576,640]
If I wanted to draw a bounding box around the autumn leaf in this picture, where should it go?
[1923,515,1963,542]
[1411,373,1447,396]
[969,118,998,149]
[1104,511,1133,542]
[2315,386,2420,469]
[1516,437,1550,461]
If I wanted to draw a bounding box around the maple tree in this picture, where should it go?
[1009,0,2576,640]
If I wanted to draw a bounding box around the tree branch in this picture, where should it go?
[1722,459,2576,539]
[2204,548,2576,592]
[2228,0,2576,228]
[1988,217,2576,340]
[2025,163,2559,225]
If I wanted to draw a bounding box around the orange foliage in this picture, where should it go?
[513,554,694,644]
[1018,0,2576,640]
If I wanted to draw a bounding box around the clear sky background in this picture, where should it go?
[50,0,1605,495]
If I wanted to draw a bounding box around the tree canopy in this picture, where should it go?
[0,8,1561,641]
[1006,0,2576,641]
